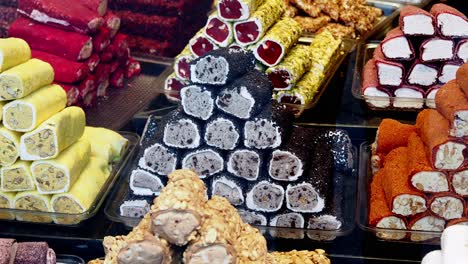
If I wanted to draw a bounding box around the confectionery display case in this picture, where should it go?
[0,0,467,263]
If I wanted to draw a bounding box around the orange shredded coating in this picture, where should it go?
[416,109,451,165]
[369,170,392,226]
[375,119,417,156]
[435,80,468,124]
[407,132,433,176]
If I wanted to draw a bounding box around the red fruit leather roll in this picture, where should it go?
[456,63,468,97]
[435,80,468,138]
[55,83,80,106]
[393,85,425,110]
[9,17,93,61]
[456,39,468,63]
[82,89,98,108]
[416,109,467,171]
[77,75,96,98]
[0,7,18,24]
[92,27,111,54]
[407,212,446,242]
[95,64,111,97]
[110,67,125,89]
[406,60,439,87]
[104,11,120,38]
[127,35,173,57]
[369,170,407,240]
[381,147,428,217]
[85,54,100,72]
[426,84,441,109]
[18,0,104,34]
[380,28,415,61]
[79,0,108,16]
[32,50,90,84]
[430,3,468,38]
[111,33,129,59]
[429,192,465,220]
[399,6,435,36]
[373,47,405,87]
[407,133,449,194]
[362,59,392,109]
[125,57,141,79]
[420,37,454,62]
[447,217,468,227]
[450,169,468,197]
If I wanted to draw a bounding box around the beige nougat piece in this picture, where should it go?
[0,125,21,166]
[1,160,34,192]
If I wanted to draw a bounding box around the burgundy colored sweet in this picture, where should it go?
[205,16,232,47]
[79,0,108,16]
[256,40,283,66]
[32,50,90,84]
[189,35,217,57]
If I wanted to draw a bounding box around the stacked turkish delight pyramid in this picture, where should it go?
[165,0,342,109]
[6,0,141,108]
[0,0,17,37]
[362,4,468,110]
[369,63,468,242]
[109,0,213,57]
[121,46,354,238]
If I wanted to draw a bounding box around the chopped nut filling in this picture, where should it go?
[376,216,407,240]
[53,196,83,214]
[430,196,464,220]
[0,196,9,208]
[392,194,427,216]
[435,142,466,170]
[4,103,33,130]
[410,216,445,242]
[0,134,18,166]
[0,74,22,100]
[23,129,57,158]
[452,170,468,196]
[33,164,67,192]
[411,172,449,193]
[2,167,33,191]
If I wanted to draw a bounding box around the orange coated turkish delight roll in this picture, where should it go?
[416,109,466,170]
[435,80,468,138]
[456,63,468,97]
[381,147,427,217]
[407,133,449,193]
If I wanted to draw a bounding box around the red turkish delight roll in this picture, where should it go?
[125,57,141,79]
[104,11,120,38]
[79,0,107,16]
[420,37,454,62]
[78,75,96,98]
[408,133,449,194]
[373,47,404,87]
[9,17,93,61]
[92,27,111,54]
[55,83,80,106]
[95,64,111,97]
[439,62,461,84]
[217,0,266,21]
[380,28,414,61]
[408,213,446,242]
[393,85,425,109]
[164,73,188,102]
[18,0,104,34]
[110,60,119,73]
[429,193,465,220]
[426,85,441,109]
[110,68,125,89]
[127,35,173,57]
[204,13,233,47]
[362,59,391,108]
[82,89,97,107]
[456,40,468,63]
[435,80,468,138]
[0,7,17,24]
[399,6,435,36]
[85,54,100,72]
[416,109,467,171]
[451,169,468,197]
[32,50,89,84]
[407,60,439,87]
[430,3,468,38]
[189,30,218,58]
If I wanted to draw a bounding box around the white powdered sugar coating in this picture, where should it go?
[190,55,229,85]
[403,14,435,35]
[138,143,177,175]
[181,85,215,121]
[422,39,454,62]
[437,14,468,37]
[382,37,413,59]
[163,119,200,149]
[408,64,438,86]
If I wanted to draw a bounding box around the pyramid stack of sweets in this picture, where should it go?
[121,47,354,239]
[92,169,330,264]
[165,0,343,108]
[368,66,468,241]
[5,0,141,108]
[362,4,468,110]
[109,0,213,57]
[0,38,128,224]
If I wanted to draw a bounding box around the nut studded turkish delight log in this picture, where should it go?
[435,80,468,138]
[407,133,449,194]
[217,0,266,21]
[380,28,415,61]
[182,148,224,179]
[32,50,90,84]
[211,175,245,206]
[400,6,435,36]
[0,38,31,72]
[233,0,285,47]
[408,213,446,242]
[439,62,461,84]
[407,60,439,87]
[451,169,468,197]
[254,17,302,67]
[368,170,407,241]
[150,170,207,246]
[361,59,391,108]
[429,193,465,220]
[393,85,425,109]
[227,149,262,181]
[420,38,454,62]
[373,47,404,87]
[19,107,86,160]
[246,180,285,212]
[180,85,217,121]
[0,161,34,192]
[416,109,466,171]
[184,196,242,264]
[204,115,241,150]
[79,0,108,16]
[161,109,202,149]
[430,3,468,38]
[216,70,272,119]
[234,224,267,263]
[18,0,104,34]
[3,84,67,132]
[0,126,21,167]
[190,47,255,86]
[205,13,234,47]
[381,147,427,217]
[270,212,305,239]
[174,46,194,80]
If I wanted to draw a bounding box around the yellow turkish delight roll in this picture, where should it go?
[0,125,21,166]
[81,127,128,162]
[14,191,52,223]
[0,191,15,220]
[3,84,67,132]
[31,139,91,194]
[51,157,110,214]
[0,58,54,100]
[19,107,86,160]
[1,160,34,192]
[0,38,31,72]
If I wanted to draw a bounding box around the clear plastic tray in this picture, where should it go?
[357,142,442,244]
[351,42,436,112]
[57,255,85,264]
[0,132,139,226]
[382,0,433,8]
[328,254,419,264]
[105,125,359,242]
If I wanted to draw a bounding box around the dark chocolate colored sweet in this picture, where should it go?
[246,180,285,212]
[204,115,240,150]
[182,148,224,178]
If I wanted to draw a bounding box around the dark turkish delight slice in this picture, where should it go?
[211,175,245,206]
[129,169,165,196]
[286,183,324,213]
[238,209,267,226]
[182,148,224,179]
[120,199,151,218]
[137,143,178,176]
[269,212,305,239]
[204,116,240,150]
[246,180,284,212]
[227,149,261,181]
[162,110,202,149]
[181,85,216,121]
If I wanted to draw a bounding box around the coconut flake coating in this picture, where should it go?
[204,116,240,150]
[182,148,224,178]
[138,143,178,176]
[246,181,284,212]
[227,149,261,181]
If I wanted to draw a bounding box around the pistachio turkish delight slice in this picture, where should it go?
[81,126,128,163]
[1,160,34,192]
[0,126,20,166]
[174,46,195,80]
[14,191,52,222]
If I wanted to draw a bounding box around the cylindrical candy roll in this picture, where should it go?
[420,37,454,62]
[360,59,391,109]
[309,30,341,70]
[0,161,34,192]
[217,0,266,21]
[85,54,100,72]
[119,197,151,218]
[0,126,21,167]
[408,133,449,194]
[211,174,245,206]
[416,109,466,171]
[456,63,468,97]
[164,74,186,102]
[227,149,262,181]
[51,157,110,214]
[429,193,465,220]
[269,212,305,239]
[3,84,67,132]
[57,83,79,106]
[234,224,268,263]
[266,44,313,91]
[246,180,285,212]
[205,13,234,47]
[456,39,468,63]
[129,168,165,196]
[276,68,323,106]
[0,191,15,220]
[451,169,467,197]
[407,60,439,87]
[0,38,31,72]
[137,143,178,177]
[438,62,460,84]
[189,29,218,58]
[8,17,93,61]
[0,59,54,100]
[233,0,285,47]
[381,147,427,217]
[435,80,468,138]
[104,11,121,38]
[399,5,435,36]
[204,114,241,150]
[254,17,302,67]
[30,139,91,194]
[79,0,108,16]
[373,119,417,157]
[14,191,52,223]
[430,3,468,38]
[15,242,53,264]
[181,85,217,121]
[174,46,195,80]
[110,68,125,89]
[92,27,111,54]
[393,85,425,109]
[161,110,202,149]
[380,28,415,61]
[150,170,207,246]
[373,47,405,87]
[408,213,445,242]
[425,85,441,109]
[20,107,86,161]
[81,126,128,162]
[182,148,224,179]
